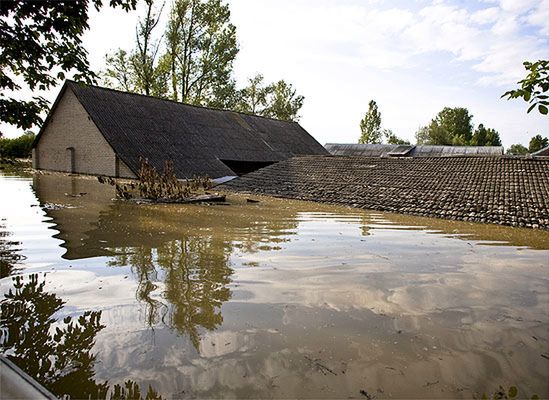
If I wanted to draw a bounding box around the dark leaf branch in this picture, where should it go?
[502,60,548,116]
[1,0,138,129]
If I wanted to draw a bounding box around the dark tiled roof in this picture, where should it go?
[37,81,328,178]
[325,143,504,157]
[220,155,549,230]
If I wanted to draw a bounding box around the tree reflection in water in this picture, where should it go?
[0,274,162,400]
[0,222,23,278]
[109,235,233,349]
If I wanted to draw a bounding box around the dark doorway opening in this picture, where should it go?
[220,160,275,176]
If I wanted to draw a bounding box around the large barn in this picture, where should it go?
[32,80,328,179]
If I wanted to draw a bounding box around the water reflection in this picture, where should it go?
[0,273,107,398]
[32,174,301,347]
[0,173,546,398]
[0,273,163,399]
[0,222,22,278]
[108,237,233,348]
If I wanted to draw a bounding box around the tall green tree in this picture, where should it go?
[502,60,548,116]
[0,0,138,130]
[103,0,169,97]
[359,100,383,144]
[133,0,165,96]
[471,124,502,146]
[528,134,549,153]
[164,0,238,106]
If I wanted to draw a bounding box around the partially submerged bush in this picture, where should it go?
[98,158,213,201]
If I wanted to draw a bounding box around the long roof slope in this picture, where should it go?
[37,81,328,178]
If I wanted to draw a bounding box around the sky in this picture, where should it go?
[2,0,548,148]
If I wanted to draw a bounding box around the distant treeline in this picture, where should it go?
[0,132,35,158]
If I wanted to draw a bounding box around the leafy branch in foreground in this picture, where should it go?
[0,0,138,130]
[502,60,548,116]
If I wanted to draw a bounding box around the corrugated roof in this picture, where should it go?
[325,143,504,157]
[36,81,328,178]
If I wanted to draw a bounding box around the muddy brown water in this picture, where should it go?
[0,173,548,399]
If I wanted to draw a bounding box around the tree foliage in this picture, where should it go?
[506,143,528,155]
[0,0,138,130]
[0,132,35,159]
[236,74,272,115]
[105,0,239,107]
[358,100,408,144]
[471,124,502,146]
[528,134,549,153]
[234,74,305,121]
[502,60,549,116]
[385,130,410,145]
[165,0,238,106]
[359,100,383,144]
[416,107,473,145]
[102,0,305,120]
[415,107,501,147]
[264,80,304,121]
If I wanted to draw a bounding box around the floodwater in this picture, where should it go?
[1,172,548,399]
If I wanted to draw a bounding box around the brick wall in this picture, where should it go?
[34,88,135,178]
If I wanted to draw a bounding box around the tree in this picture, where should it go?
[103,1,169,97]
[235,75,305,121]
[263,80,304,121]
[359,100,383,144]
[506,144,528,155]
[0,132,35,159]
[502,60,548,116]
[236,74,273,115]
[0,0,138,130]
[415,121,453,145]
[132,0,165,96]
[471,124,502,146]
[528,134,549,153]
[105,0,239,107]
[385,130,410,145]
[415,107,474,145]
[165,0,238,106]
[103,50,135,92]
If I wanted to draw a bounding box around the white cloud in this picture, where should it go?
[471,7,501,25]
[526,0,549,34]
[2,0,548,147]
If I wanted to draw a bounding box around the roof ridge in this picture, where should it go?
[66,79,300,125]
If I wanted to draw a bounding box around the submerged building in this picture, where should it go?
[221,155,549,230]
[324,143,504,157]
[32,80,328,179]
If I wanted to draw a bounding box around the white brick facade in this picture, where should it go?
[34,88,135,178]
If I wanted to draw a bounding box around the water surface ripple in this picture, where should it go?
[1,173,548,399]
